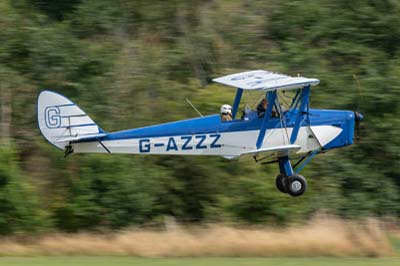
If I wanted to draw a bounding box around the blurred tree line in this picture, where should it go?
[0,0,399,234]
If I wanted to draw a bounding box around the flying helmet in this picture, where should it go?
[220,104,232,115]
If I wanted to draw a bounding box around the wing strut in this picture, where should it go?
[290,85,310,144]
[256,91,277,149]
[231,88,243,119]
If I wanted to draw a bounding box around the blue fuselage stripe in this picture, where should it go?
[101,109,354,146]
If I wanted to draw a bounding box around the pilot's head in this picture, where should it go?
[262,98,268,108]
[220,104,232,115]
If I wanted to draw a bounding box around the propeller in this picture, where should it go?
[355,112,364,122]
[353,75,364,142]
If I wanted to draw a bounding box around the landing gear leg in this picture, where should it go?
[277,156,307,196]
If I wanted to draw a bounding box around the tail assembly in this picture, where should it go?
[37,91,106,152]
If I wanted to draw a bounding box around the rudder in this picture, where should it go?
[37,90,103,150]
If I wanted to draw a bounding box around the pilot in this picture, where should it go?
[220,104,232,121]
[257,98,268,117]
[257,98,279,118]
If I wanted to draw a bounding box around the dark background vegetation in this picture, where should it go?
[0,0,399,234]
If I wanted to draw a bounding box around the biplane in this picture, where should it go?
[37,70,363,196]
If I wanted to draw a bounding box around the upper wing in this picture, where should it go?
[213,70,319,91]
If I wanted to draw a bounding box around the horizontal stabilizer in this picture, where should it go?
[238,144,301,161]
[54,133,107,143]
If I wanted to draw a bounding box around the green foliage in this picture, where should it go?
[0,145,46,234]
[54,155,168,231]
[0,0,398,234]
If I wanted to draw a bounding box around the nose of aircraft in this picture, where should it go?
[354,111,364,122]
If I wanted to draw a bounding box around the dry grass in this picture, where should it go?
[0,217,394,257]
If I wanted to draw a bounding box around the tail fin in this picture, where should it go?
[37,90,104,150]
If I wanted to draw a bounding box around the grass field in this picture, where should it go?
[0,257,398,266]
[0,218,394,257]
[0,218,398,265]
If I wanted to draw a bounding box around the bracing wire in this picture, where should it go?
[186,98,203,117]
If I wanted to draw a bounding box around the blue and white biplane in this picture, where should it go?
[37,70,363,196]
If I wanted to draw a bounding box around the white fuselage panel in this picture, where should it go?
[73,126,342,157]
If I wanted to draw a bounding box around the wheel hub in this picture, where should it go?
[291,180,302,192]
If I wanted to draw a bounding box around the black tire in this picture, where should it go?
[275,174,287,193]
[285,174,307,197]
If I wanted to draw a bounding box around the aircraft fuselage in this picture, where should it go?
[73,109,356,157]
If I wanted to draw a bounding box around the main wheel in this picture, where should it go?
[275,174,287,193]
[285,174,307,197]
